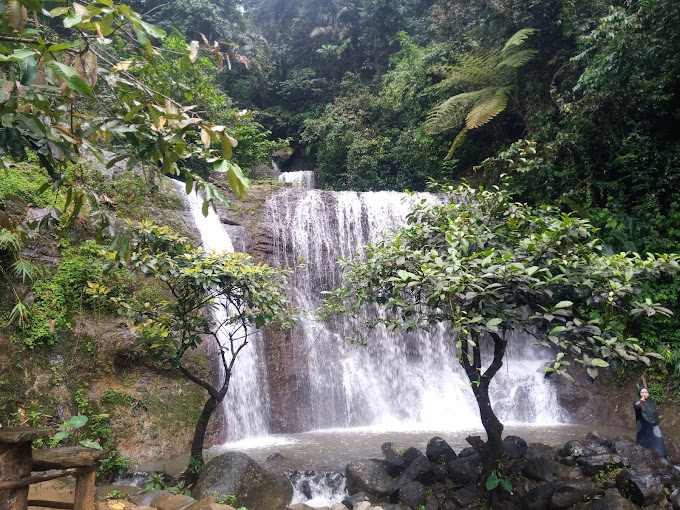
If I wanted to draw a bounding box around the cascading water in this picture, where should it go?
[278,170,317,188]
[181,185,271,441]
[263,188,564,432]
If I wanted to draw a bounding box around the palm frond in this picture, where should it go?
[12,257,37,283]
[465,87,510,129]
[501,28,537,55]
[445,127,469,160]
[8,300,30,327]
[499,49,537,68]
[425,89,490,135]
[0,229,21,255]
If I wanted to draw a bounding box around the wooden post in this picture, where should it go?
[73,466,97,510]
[0,427,54,510]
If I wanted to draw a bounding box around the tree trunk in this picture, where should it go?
[459,331,507,476]
[184,395,219,487]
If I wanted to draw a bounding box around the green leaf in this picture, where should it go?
[549,326,566,335]
[59,415,88,429]
[554,301,573,309]
[63,13,84,28]
[590,358,609,368]
[487,318,502,327]
[139,20,166,39]
[47,61,93,96]
[500,479,512,493]
[78,439,103,450]
[486,474,500,490]
[19,55,37,85]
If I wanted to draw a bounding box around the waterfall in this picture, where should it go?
[181,186,271,440]
[278,171,317,189]
[263,188,563,432]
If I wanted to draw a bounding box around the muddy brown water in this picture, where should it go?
[135,423,635,476]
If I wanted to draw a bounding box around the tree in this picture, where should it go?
[425,28,537,159]
[0,0,251,236]
[112,222,295,483]
[321,184,679,496]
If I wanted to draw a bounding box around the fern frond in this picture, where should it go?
[445,127,468,160]
[311,26,334,38]
[499,49,537,68]
[465,87,510,129]
[425,89,489,135]
[501,28,537,55]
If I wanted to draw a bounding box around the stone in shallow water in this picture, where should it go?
[193,451,293,510]
[503,435,528,459]
[346,459,393,497]
[426,437,457,465]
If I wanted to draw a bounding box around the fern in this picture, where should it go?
[501,28,538,54]
[426,29,537,157]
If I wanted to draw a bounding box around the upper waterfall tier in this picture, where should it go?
[278,171,317,189]
[262,188,565,432]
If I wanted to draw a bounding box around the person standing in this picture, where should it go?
[634,387,668,458]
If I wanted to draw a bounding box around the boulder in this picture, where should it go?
[346,459,394,497]
[559,440,585,458]
[666,436,680,465]
[330,504,349,510]
[522,458,564,482]
[424,501,439,510]
[457,447,477,458]
[381,442,406,456]
[525,480,562,510]
[377,505,411,510]
[342,492,377,508]
[446,453,482,484]
[612,437,680,485]
[394,455,438,487]
[404,447,425,464]
[549,479,594,509]
[582,488,636,510]
[399,481,427,508]
[353,502,372,510]
[426,437,457,465]
[184,498,238,510]
[449,485,480,507]
[287,504,318,510]
[383,449,407,477]
[156,494,196,510]
[671,488,680,510]
[193,451,293,510]
[577,454,625,477]
[503,436,528,459]
[615,468,665,507]
[130,490,173,507]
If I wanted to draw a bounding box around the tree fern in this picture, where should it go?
[426,29,537,159]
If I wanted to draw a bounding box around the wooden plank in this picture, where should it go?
[26,500,74,509]
[0,469,77,490]
[0,427,54,444]
[32,447,108,470]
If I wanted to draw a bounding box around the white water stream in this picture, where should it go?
[181,186,271,441]
[264,188,564,431]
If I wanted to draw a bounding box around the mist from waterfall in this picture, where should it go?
[264,188,564,431]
